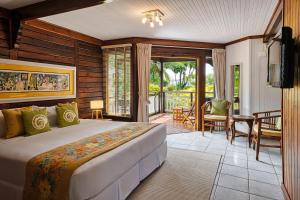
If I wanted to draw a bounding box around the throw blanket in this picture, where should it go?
[23,123,158,200]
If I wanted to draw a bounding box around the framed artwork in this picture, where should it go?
[0,59,76,103]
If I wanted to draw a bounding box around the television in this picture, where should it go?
[267,26,295,88]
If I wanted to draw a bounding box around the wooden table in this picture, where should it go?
[230,115,255,147]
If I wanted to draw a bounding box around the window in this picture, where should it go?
[205,63,215,101]
[103,46,131,117]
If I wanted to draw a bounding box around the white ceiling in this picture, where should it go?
[1,0,278,43]
[0,0,44,9]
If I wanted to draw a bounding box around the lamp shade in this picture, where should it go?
[90,100,104,110]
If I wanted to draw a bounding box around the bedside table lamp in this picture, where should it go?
[90,100,104,119]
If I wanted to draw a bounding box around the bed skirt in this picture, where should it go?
[0,141,167,200]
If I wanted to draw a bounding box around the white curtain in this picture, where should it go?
[137,43,152,122]
[212,49,226,99]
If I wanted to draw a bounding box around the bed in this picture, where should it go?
[0,119,167,200]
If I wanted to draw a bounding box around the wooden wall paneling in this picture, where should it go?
[0,18,9,58]
[0,18,103,119]
[76,41,103,119]
[282,0,300,200]
[24,20,103,46]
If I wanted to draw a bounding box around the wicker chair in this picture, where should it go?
[182,104,196,126]
[252,110,282,160]
[201,100,232,137]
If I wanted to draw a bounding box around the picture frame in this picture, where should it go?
[0,58,76,103]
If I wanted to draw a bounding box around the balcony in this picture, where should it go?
[149,91,215,115]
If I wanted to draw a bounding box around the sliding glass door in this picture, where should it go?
[103,46,131,117]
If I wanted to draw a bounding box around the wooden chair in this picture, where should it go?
[182,104,195,126]
[201,100,231,137]
[252,110,282,160]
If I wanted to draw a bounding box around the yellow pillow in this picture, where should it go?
[2,107,33,139]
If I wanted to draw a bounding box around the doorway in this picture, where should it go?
[149,58,197,134]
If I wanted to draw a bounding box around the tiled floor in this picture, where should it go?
[150,113,195,134]
[167,131,283,200]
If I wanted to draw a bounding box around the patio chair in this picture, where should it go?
[252,110,282,160]
[182,104,196,126]
[201,99,231,137]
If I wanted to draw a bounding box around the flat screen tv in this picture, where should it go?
[267,26,295,88]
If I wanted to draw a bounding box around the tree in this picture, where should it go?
[163,61,196,90]
[150,61,170,86]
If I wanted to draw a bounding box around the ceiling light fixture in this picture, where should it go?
[142,9,164,28]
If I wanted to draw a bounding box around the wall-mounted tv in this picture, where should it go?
[267,26,295,88]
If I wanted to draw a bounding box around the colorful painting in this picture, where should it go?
[0,59,76,103]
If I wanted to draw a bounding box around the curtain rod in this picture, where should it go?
[151,44,214,50]
[101,44,132,49]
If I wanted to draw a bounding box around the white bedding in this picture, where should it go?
[0,120,167,200]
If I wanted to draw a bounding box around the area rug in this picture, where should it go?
[128,148,221,200]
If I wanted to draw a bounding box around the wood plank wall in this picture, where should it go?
[0,19,103,119]
[282,0,300,199]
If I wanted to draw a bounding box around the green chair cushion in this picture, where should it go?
[56,102,80,127]
[22,108,50,136]
[210,99,227,115]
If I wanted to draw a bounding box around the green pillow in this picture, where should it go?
[210,99,227,115]
[22,108,50,136]
[275,117,281,130]
[56,103,80,127]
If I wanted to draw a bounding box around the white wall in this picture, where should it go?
[225,38,281,115]
[225,40,251,115]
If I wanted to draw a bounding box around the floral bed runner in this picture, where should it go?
[23,122,158,200]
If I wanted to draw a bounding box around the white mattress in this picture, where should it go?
[0,120,167,200]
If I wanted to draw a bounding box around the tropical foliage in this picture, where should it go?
[149,60,215,95]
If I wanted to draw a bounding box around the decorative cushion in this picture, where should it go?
[22,108,50,136]
[253,124,282,137]
[275,117,281,130]
[204,114,227,121]
[56,102,80,127]
[2,107,33,139]
[210,99,227,115]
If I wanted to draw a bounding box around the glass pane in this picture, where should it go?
[149,60,161,115]
[205,63,215,101]
[233,65,240,114]
[104,47,131,117]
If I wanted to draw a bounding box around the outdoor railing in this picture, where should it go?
[149,91,215,115]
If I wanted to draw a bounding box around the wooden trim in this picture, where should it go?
[131,44,138,122]
[14,0,105,20]
[196,55,206,131]
[24,19,103,46]
[281,184,291,200]
[225,35,264,46]
[264,0,283,36]
[103,37,225,49]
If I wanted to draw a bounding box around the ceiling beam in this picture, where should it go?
[103,37,225,49]
[225,35,264,46]
[263,0,283,42]
[14,0,106,20]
